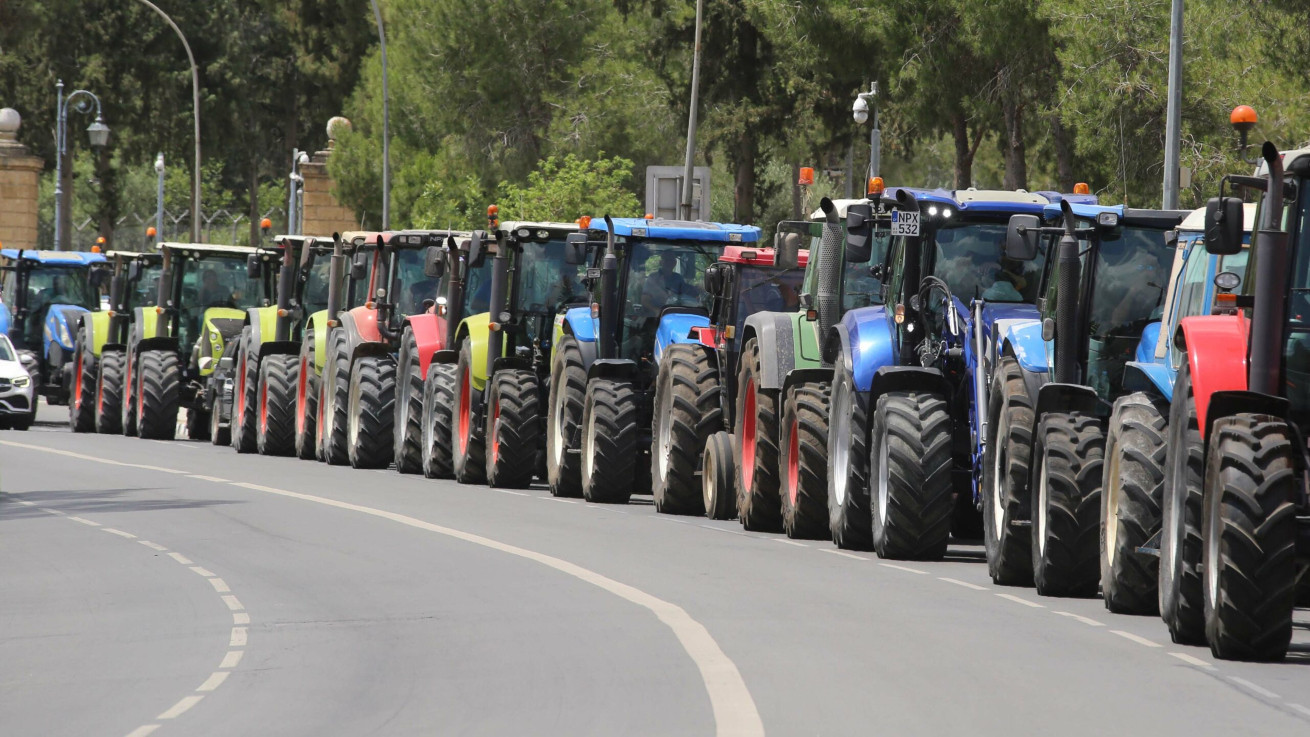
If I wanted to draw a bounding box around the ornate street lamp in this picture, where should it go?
[53,79,109,250]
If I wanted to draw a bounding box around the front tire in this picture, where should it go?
[451,342,486,484]
[827,367,872,549]
[734,338,782,531]
[257,353,297,456]
[232,334,259,453]
[1032,412,1104,598]
[422,362,458,479]
[546,335,587,497]
[393,328,425,474]
[869,391,954,560]
[136,350,180,440]
[780,383,831,539]
[581,378,637,504]
[703,431,736,520]
[68,334,96,433]
[121,350,138,437]
[1160,365,1206,644]
[321,330,352,465]
[983,356,1034,585]
[94,351,124,435]
[294,335,318,460]
[1101,394,1166,614]
[347,355,396,469]
[651,345,720,515]
[485,369,541,488]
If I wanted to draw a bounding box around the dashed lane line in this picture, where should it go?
[233,612,250,625]
[207,578,232,593]
[1168,652,1216,670]
[1229,676,1280,700]
[102,527,137,539]
[196,671,230,692]
[495,489,529,497]
[774,539,809,548]
[230,627,248,647]
[68,516,101,526]
[220,650,243,669]
[167,552,193,565]
[880,563,928,575]
[189,566,217,578]
[995,593,1045,608]
[1110,630,1161,648]
[156,695,204,719]
[187,474,229,483]
[138,540,168,551]
[221,595,245,612]
[820,548,870,561]
[939,577,987,591]
[1289,704,1310,718]
[1053,611,1105,627]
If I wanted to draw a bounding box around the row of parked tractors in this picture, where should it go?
[13,109,1304,663]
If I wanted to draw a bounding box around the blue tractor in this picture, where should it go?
[986,201,1185,596]
[0,248,107,409]
[545,217,752,503]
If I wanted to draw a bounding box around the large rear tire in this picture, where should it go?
[94,351,124,435]
[347,355,396,469]
[734,338,782,531]
[1032,411,1104,598]
[581,378,637,504]
[121,350,138,437]
[1202,415,1297,661]
[827,367,872,549]
[1160,365,1206,644]
[294,335,318,460]
[651,345,720,515]
[780,383,831,539]
[321,330,352,466]
[393,328,425,474]
[422,362,458,479]
[452,342,486,484]
[546,335,587,497]
[136,350,180,440]
[257,353,297,456]
[485,369,541,488]
[703,431,736,520]
[983,356,1034,585]
[68,332,96,433]
[1101,393,1166,614]
[231,333,259,454]
[869,391,954,560]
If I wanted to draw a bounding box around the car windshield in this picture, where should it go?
[621,239,725,361]
[933,219,1045,303]
[25,264,98,311]
[392,248,440,317]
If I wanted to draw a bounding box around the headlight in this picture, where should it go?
[13,375,30,387]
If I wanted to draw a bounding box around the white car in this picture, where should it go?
[0,334,36,430]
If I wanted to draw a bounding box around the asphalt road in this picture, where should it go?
[3,404,1310,737]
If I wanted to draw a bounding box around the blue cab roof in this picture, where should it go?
[883,188,1098,217]
[587,218,761,243]
[1042,202,1187,229]
[0,249,106,266]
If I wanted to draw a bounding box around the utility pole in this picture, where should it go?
[679,0,704,221]
[369,0,391,230]
[1162,0,1183,210]
[136,0,201,242]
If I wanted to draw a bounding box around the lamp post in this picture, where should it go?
[369,0,391,230]
[287,149,309,235]
[53,79,109,251]
[679,0,705,221]
[1161,0,1183,209]
[852,83,880,190]
[135,0,201,243]
[154,152,165,246]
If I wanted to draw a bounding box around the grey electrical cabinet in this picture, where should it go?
[645,166,711,221]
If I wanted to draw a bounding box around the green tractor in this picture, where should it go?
[68,249,163,434]
[126,242,277,440]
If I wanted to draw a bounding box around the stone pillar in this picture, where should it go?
[300,116,363,236]
[0,108,45,250]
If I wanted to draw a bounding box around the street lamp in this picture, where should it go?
[154,152,165,246]
[853,83,880,191]
[53,79,109,251]
[287,149,310,235]
[369,0,391,230]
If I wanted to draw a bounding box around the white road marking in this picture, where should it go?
[187,474,229,482]
[221,595,244,611]
[821,548,869,561]
[167,552,193,565]
[0,440,189,474]
[699,524,748,536]
[233,612,250,625]
[102,527,137,538]
[1167,652,1216,670]
[68,516,101,526]
[1110,630,1161,648]
[190,566,216,577]
[1288,703,1310,718]
[546,498,578,504]
[220,650,243,669]
[13,499,35,506]
[138,540,168,551]
[230,627,247,647]
[1053,611,1105,627]
[880,563,928,574]
[124,726,160,737]
[496,489,529,497]
[939,577,987,591]
[996,593,1044,608]
[38,507,66,515]
[1227,676,1279,700]
[775,539,809,548]
[207,578,231,593]
[196,671,229,692]
[156,695,203,719]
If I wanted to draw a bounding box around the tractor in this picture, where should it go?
[986,201,1184,595]
[649,242,808,517]
[440,216,583,487]
[0,248,107,411]
[546,217,750,503]
[1096,204,1252,614]
[126,242,277,440]
[68,249,163,434]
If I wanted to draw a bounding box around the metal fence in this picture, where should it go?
[40,208,289,252]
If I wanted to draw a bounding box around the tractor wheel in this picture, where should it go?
[1161,365,1206,644]
[1202,415,1297,661]
[68,334,96,433]
[257,353,297,456]
[321,330,352,466]
[94,351,124,435]
[581,378,638,504]
[1032,412,1104,597]
[827,367,872,549]
[394,329,425,474]
[451,342,486,484]
[136,350,180,440]
[546,334,587,497]
[422,363,458,479]
[121,351,138,437]
[779,383,831,540]
[651,345,720,515]
[703,431,736,520]
[485,369,541,488]
[869,391,954,560]
[231,334,259,454]
[210,389,231,446]
[347,355,396,469]
[1101,393,1166,614]
[733,337,782,532]
[294,335,318,460]
[982,356,1035,586]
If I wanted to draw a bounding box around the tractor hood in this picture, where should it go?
[43,304,91,353]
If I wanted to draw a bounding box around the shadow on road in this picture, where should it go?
[0,487,241,520]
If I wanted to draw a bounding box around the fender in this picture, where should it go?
[80,310,113,359]
[868,365,952,405]
[830,305,895,392]
[305,309,330,375]
[457,312,494,390]
[1034,381,1107,420]
[132,306,166,344]
[1122,361,1173,401]
[1135,321,1162,364]
[1179,314,1250,437]
[588,358,638,382]
[999,320,1048,375]
[1204,391,1289,441]
[492,355,532,374]
[552,310,598,371]
[257,340,300,359]
[0,305,9,336]
[404,312,447,376]
[741,311,803,391]
[781,367,832,396]
[654,312,711,364]
[340,308,386,363]
[137,336,179,354]
[246,306,279,350]
[562,306,595,342]
[44,304,88,359]
[200,308,247,377]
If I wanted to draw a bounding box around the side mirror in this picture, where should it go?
[703,263,723,294]
[423,246,446,278]
[1005,214,1042,261]
[246,253,263,280]
[350,251,370,281]
[564,233,588,265]
[844,203,874,262]
[774,231,801,269]
[468,230,487,268]
[1205,196,1244,256]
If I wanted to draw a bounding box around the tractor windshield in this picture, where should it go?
[129,260,164,310]
[933,218,1045,303]
[461,252,495,316]
[735,265,804,335]
[800,229,891,311]
[621,239,725,361]
[1085,225,1175,396]
[1282,181,1310,420]
[517,240,589,315]
[392,248,440,317]
[24,265,98,312]
[301,255,335,316]
[178,253,265,350]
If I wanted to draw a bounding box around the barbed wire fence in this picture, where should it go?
[47,207,289,252]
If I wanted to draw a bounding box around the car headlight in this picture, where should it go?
[13,375,30,387]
